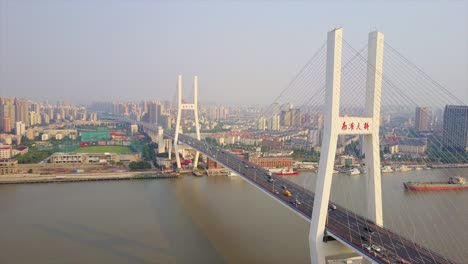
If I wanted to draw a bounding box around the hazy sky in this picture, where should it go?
[0,1,467,105]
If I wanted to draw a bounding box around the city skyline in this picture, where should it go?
[1,1,467,104]
[0,3,467,263]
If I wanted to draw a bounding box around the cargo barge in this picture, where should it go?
[274,168,299,176]
[403,176,468,191]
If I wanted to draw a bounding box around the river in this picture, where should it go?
[0,168,466,263]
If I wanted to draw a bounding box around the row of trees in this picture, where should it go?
[16,147,55,164]
[128,161,151,170]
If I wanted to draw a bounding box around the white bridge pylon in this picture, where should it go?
[174,75,201,169]
[309,28,384,263]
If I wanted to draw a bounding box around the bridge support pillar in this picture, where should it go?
[310,27,343,264]
[174,75,201,169]
[193,76,201,168]
[310,28,385,263]
[364,31,384,227]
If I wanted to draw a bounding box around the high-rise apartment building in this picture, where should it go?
[0,98,16,131]
[415,106,431,131]
[15,121,26,136]
[280,110,291,127]
[15,99,29,125]
[443,105,468,152]
[2,117,11,132]
[315,112,324,130]
[148,102,160,125]
[290,108,301,127]
[257,116,267,130]
[269,114,280,131]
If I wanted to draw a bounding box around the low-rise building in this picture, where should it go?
[398,138,427,154]
[339,155,356,166]
[0,159,18,175]
[0,145,12,159]
[50,153,85,164]
[11,145,29,156]
[156,157,172,168]
[49,152,141,164]
[248,156,293,169]
[207,158,224,169]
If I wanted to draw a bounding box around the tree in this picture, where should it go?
[128,161,151,170]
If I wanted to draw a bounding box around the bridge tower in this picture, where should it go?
[309,28,384,263]
[174,75,201,169]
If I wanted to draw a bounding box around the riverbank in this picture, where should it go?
[0,171,178,184]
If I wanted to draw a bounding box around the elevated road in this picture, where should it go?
[109,116,456,264]
[171,133,456,264]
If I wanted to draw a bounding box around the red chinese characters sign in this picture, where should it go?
[341,121,369,131]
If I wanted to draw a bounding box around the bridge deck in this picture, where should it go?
[174,134,457,264]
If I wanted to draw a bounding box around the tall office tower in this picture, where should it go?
[148,102,160,125]
[415,106,431,131]
[15,99,29,125]
[443,105,468,152]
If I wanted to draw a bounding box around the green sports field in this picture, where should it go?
[72,146,134,154]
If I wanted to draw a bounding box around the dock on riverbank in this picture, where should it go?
[0,171,178,185]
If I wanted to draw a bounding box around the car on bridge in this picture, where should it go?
[290,200,300,206]
[397,257,411,264]
[362,244,371,251]
[371,244,382,252]
[364,227,374,234]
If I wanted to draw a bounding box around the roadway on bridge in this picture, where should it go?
[176,134,456,264]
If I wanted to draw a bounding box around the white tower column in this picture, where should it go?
[173,75,202,170]
[310,28,343,264]
[309,29,385,263]
[193,76,201,168]
[174,75,183,169]
[364,31,384,227]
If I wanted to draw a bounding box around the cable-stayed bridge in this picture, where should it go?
[114,28,466,264]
